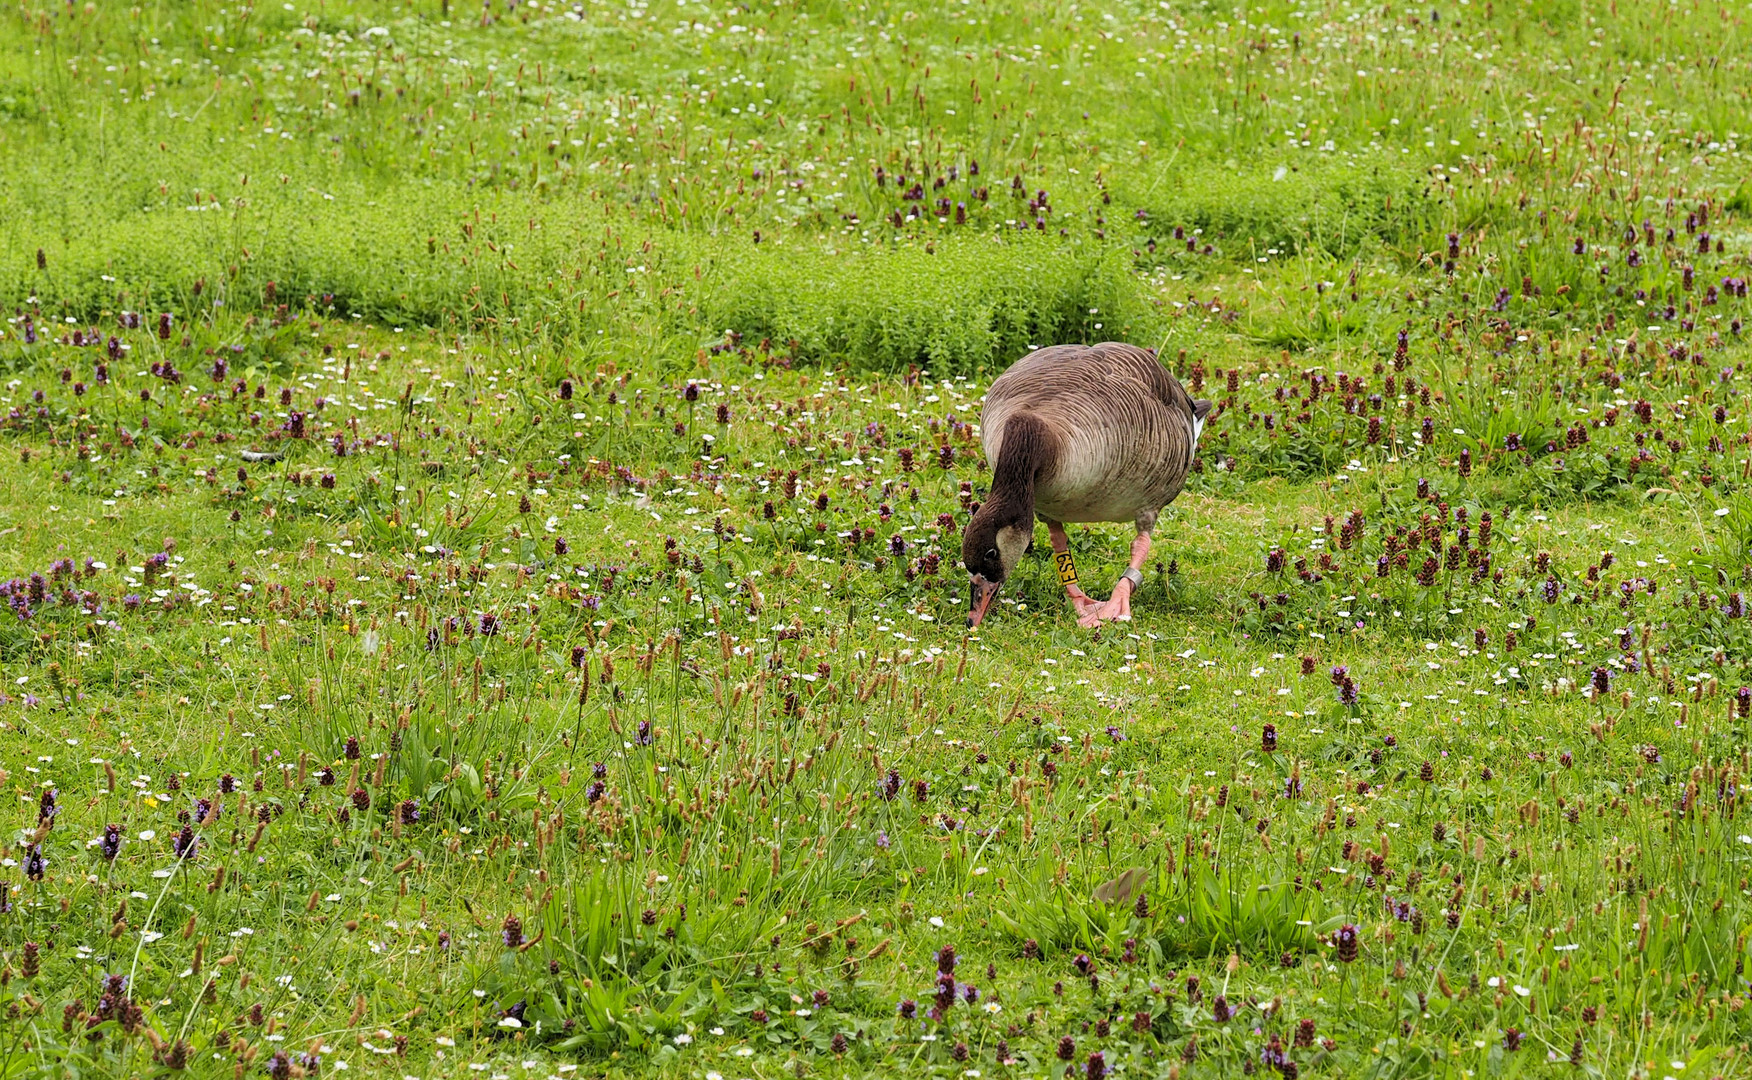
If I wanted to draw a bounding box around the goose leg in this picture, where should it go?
[1046,521,1102,618]
[1078,532,1151,628]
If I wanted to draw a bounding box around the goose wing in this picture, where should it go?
[981,343,1203,528]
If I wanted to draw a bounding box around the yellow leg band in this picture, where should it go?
[1054,550,1079,588]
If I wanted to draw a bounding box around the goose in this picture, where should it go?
[961,342,1212,629]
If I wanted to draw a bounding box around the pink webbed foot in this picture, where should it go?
[1076,586,1133,628]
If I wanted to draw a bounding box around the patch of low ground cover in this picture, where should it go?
[0,307,1751,1077]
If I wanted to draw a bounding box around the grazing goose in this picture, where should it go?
[961,342,1212,628]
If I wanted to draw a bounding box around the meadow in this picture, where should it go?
[3,0,1752,1076]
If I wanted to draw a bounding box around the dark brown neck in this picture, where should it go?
[983,412,1057,522]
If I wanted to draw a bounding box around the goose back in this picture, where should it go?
[979,342,1205,532]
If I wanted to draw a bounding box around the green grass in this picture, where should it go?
[3,0,1752,1078]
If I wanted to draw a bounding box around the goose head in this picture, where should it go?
[961,505,1033,628]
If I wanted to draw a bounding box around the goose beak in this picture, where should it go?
[966,575,1000,628]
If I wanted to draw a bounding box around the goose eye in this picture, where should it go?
[986,547,1000,562]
